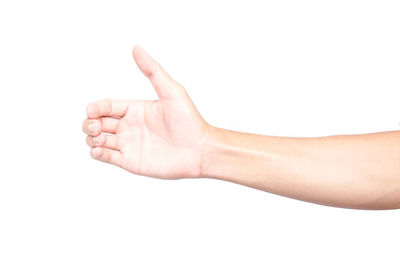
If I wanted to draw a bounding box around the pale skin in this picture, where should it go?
[83,45,400,210]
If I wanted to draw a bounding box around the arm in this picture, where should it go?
[201,127,400,210]
[83,45,400,210]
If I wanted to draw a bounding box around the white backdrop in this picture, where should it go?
[0,0,399,256]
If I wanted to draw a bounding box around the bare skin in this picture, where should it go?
[83,45,400,210]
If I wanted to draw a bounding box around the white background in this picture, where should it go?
[0,0,399,256]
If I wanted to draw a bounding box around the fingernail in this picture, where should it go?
[91,147,101,157]
[93,135,101,145]
[87,122,96,133]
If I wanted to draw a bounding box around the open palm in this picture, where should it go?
[83,46,210,179]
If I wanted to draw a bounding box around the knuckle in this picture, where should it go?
[175,84,187,97]
[145,65,158,79]
[93,134,104,146]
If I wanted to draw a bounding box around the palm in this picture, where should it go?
[118,97,207,178]
[84,46,209,179]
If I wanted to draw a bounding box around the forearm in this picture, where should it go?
[201,127,400,210]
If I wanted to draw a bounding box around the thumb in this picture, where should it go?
[132,45,183,99]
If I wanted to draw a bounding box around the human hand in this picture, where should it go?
[82,46,211,179]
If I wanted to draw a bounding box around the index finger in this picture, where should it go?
[86,99,130,118]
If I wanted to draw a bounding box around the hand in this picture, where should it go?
[82,46,211,179]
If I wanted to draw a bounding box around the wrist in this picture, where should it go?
[199,125,219,178]
[199,125,232,179]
